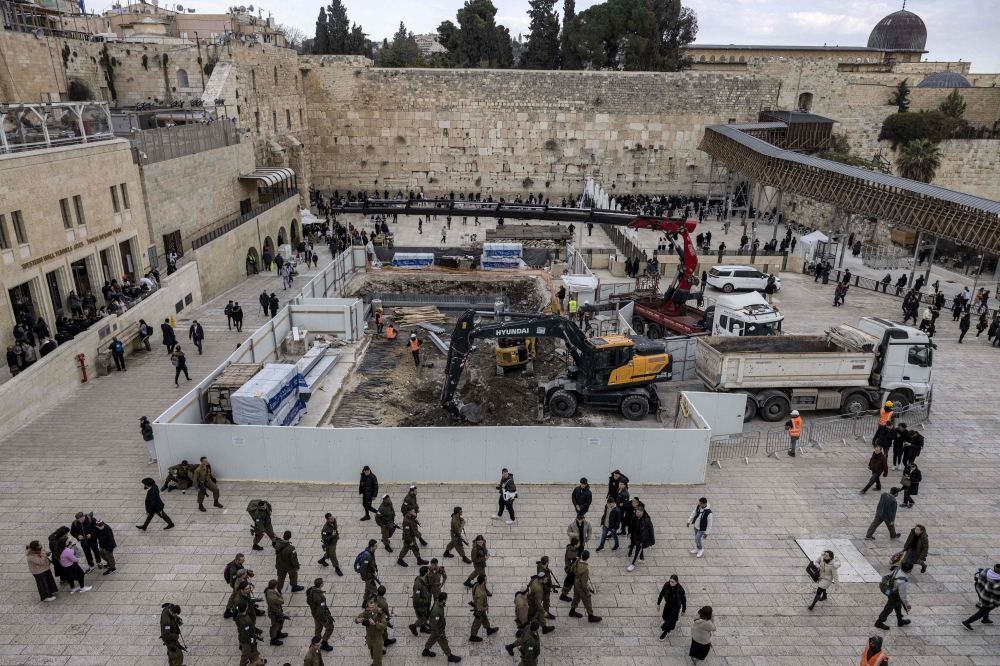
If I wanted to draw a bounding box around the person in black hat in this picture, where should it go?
[137,478,175,530]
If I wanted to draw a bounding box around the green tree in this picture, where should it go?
[519,0,561,70]
[313,7,330,55]
[888,78,911,113]
[312,0,371,56]
[380,22,427,68]
[651,0,698,71]
[896,138,942,183]
[570,0,696,71]
[560,0,582,69]
[436,0,514,68]
[939,88,966,119]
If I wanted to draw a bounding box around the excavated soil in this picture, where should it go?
[351,275,547,311]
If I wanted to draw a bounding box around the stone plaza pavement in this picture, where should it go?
[0,258,998,666]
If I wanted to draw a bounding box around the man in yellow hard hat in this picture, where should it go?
[872,400,895,449]
[374,307,385,338]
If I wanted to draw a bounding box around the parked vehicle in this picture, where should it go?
[706,265,781,293]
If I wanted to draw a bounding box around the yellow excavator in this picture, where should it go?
[494,298,559,375]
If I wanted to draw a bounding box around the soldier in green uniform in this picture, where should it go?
[527,572,553,633]
[160,603,184,666]
[358,539,380,601]
[518,620,541,666]
[559,538,580,602]
[375,585,397,646]
[469,574,500,641]
[160,460,193,493]
[567,550,602,623]
[318,512,343,576]
[463,535,488,587]
[249,500,276,551]
[535,556,557,619]
[265,578,288,646]
[225,569,249,618]
[427,558,447,598]
[306,577,335,652]
[304,636,324,666]
[401,485,419,516]
[422,593,462,662]
[443,507,472,563]
[409,565,432,636]
[192,456,223,512]
[374,495,397,553]
[274,530,304,592]
[398,508,428,567]
[235,603,260,666]
[355,596,389,666]
[231,581,257,628]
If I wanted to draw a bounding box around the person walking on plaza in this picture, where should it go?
[193,456,222,512]
[160,603,185,666]
[249,500,276,551]
[627,505,653,572]
[861,445,889,494]
[427,558,447,598]
[535,556,556,619]
[94,520,116,575]
[139,416,156,465]
[687,498,712,557]
[235,602,259,666]
[317,512,343,576]
[398,508,428,567]
[959,310,971,343]
[374,307,384,338]
[493,468,517,524]
[900,461,921,508]
[225,301,235,330]
[807,550,840,610]
[268,293,279,318]
[873,401,895,449]
[26,540,57,602]
[265,579,287,646]
[232,302,244,332]
[463,535,488,587]
[306,578,335,651]
[274,530,304,593]
[410,566,432,636]
[572,478,592,516]
[567,513,592,554]
[359,465,379,520]
[657,574,687,640]
[161,318,176,354]
[890,425,908,470]
[108,336,127,371]
[962,564,1000,630]
[860,635,887,666]
[689,607,716,663]
[356,596,388,666]
[137,477,174,530]
[423,593,462,662]
[902,525,929,573]
[875,562,912,629]
[606,470,628,500]
[568,550,601,623]
[171,346,190,385]
[375,494,396,552]
[469,573,499,641]
[560,538,580,602]
[358,539,380,600]
[188,320,204,354]
[595,497,621,552]
[514,619,541,666]
[409,333,421,367]
[443,507,472,563]
[259,291,269,316]
[785,409,802,457]
[866,488,900,540]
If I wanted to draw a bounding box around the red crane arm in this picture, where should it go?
[627,216,699,291]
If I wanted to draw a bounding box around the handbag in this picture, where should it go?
[889,550,904,565]
[806,560,821,582]
[901,473,911,488]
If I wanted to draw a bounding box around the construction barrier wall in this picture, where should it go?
[152,392,713,484]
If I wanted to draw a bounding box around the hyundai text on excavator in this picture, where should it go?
[439,310,672,423]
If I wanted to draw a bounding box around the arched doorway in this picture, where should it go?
[246,246,260,275]
[290,219,300,247]
[277,227,287,247]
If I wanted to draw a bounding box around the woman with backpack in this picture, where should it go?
[689,606,716,663]
[807,550,840,611]
[657,574,686,640]
[171,346,190,385]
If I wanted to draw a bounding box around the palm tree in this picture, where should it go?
[896,138,942,183]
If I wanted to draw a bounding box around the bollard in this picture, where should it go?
[76,353,87,383]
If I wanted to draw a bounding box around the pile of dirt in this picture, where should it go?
[353,276,546,311]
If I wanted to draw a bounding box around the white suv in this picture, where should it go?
[706,265,780,293]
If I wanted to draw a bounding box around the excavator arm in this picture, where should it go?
[439,310,594,421]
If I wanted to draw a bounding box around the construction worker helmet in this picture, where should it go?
[884,400,893,408]
[410,333,417,340]
[790,410,799,416]
[377,307,383,312]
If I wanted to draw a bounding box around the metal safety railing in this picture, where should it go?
[708,432,760,467]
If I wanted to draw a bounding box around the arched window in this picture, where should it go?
[738,55,745,62]
[710,55,716,62]
[729,56,735,62]
[699,55,706,62]
[176,69,189,88]
[797,92,814,112]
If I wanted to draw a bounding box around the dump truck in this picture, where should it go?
[694,316,933,422]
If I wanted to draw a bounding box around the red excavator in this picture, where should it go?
[329,199,709,334]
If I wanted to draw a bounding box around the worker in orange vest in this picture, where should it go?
[873,400,895,448]
[408,333,421,367]
[860,635,887,666]
[385,323,397,340]
[785,409,803,457]
[374,307,384,338]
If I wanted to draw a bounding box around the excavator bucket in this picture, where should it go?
[458,400,489,423]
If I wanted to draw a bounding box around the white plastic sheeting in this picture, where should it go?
[230,364,307,426]
[560,275,599,291]
[390,252,435,268]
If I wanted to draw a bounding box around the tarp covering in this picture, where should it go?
[231,364,306,426]
[390,252,435,268]
[561,275,599,291]
[371,246,550,268]
[800,230,830,243]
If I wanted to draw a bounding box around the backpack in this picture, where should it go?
[246,500,264,516]
[879,567,898,596]
[170,355,179,367]
[113,341,123,354]
[354,550,369,573]
[646,518,655,547]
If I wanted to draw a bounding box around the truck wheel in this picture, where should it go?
[620,395,650,421]
[548,390,578,418]
[646,323,663,339]
[841,392,869,415]
[743,397,758,422]
[631,316,646,334]
[761,395,790,422]
[722,283,735,293]
[886,392,909,409]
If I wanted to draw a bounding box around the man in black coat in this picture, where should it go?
[188,320,205,355]
[70,511,101,570]
[94,520,117,574]
[358,466,378,521]
[607,470,629,500]
[137,478,175,530]
[571,478,593,516]
[160,319,177,354]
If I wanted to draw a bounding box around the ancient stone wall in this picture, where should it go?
[908,88,1000,125]
[880,138,1000,201]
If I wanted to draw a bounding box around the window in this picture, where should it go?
[710,56,716,62]
[272,110,277,131]
[699,55,706,62]
[251,68,256,91]
[729,319,744,334]
[797,92,814,112]
[299,108,303,126]
[738,55,745,62]
[10,210,26,243]
[907,346,931,367]
[120,183,130,209]
[60,198,74,229]
[73,195,86,226]
[0,214,9,249]
[176,68,189,88]
[718,314,729,330]
[286,109,291,129]
[109,186,120,213]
